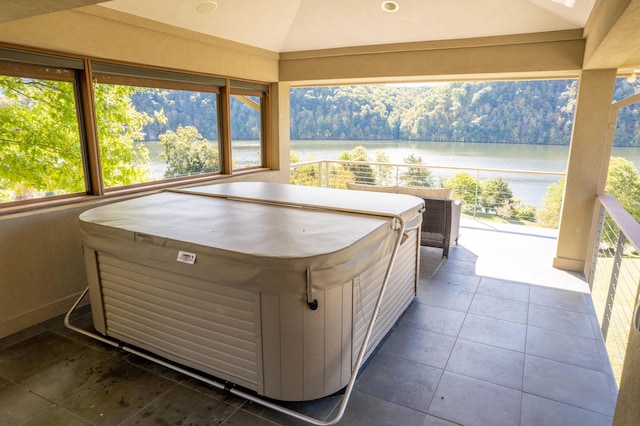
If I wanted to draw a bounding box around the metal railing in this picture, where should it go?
[291,159,565,224]
[590,194,640,388]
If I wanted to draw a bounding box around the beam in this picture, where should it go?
[280,32,585,84]
[0,0,104,24]
[583,0,640,70]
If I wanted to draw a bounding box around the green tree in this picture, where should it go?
[0,76,85,199]
[94,84,155,188]
[537,158,640,230]
[0,78,158,201]
[339,145,375,184]
[290,151,319,186]
[537,177,565,228]
[373,149,393,185]
[446,172,477,212]
[601,157,640,244]
[496,200,514,221]
[159,126,219,178]
[606,157,640,219]
[513,201,537,222]
[480,177,513,214]
[400,153,433,187]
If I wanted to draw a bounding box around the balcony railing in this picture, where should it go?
[290,159,565,224]
[590,194,640,388]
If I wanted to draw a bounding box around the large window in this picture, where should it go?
[0,48,270,208]
[0,57,84,203]
[93,64,224,188]
[231,93,263,170]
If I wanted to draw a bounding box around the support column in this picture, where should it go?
[269,82,291,183]
[553,69,617,272]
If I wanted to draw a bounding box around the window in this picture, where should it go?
[231,93,263,170]
[0,47,270,210]
[93,64,223,188]
[0,53,84,204]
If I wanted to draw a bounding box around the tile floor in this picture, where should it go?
[0,218,619,425]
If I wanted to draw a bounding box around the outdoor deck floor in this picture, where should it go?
[0,218,618,425]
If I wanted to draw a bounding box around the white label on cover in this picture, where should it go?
[177,251,197,264]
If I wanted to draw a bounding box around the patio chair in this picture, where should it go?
[419,197,461,258]
[346,183,462,257]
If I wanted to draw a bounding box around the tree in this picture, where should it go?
[605,157,640,219]
[159,126,219,178]
[0,77,85,199]
[513,200,537,222]
[446,172,477,212]
[339,145,375,184]
[290,151,319,186]
[537,177,565,228]
[537,158,640,230]
[601,157,640,244]
[400,153,433,187]
[373,149,393,185]
[495,200,514,221]
[480,177,513,213]
[0,77,163,201]
[94,83,155,187]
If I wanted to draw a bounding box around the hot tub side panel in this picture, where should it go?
[258,227,419,402]
[85,251,264,394]
[353,227,419,363]
[260,282,353,401]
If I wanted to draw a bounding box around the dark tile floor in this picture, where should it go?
[0,219,618,425]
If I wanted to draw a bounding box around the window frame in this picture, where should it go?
[230,88,269,171]
[0,45,271,213]
[0,52,88,206]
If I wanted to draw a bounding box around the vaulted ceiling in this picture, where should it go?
[2,0,640,74]
[100,0,596,53]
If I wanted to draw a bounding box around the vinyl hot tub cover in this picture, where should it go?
[71,182,424,424]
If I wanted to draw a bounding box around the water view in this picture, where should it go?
[290,140,640,208]
[142,139,640,208]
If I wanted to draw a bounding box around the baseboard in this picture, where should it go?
[0,292,87,339]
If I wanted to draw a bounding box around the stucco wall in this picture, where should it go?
[0,170,288,338]
[0,8,287,337]
[0,6,278,82]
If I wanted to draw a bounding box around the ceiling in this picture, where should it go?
[100,0,597,53]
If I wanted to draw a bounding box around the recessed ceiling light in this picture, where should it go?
[196,1,218,14]
[381,1,400,13]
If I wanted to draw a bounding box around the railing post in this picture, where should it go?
[325,162,330,187]
[474,170,480,219]
[589,205,606,291]
[317,161,323,187]
[602,230,627,340]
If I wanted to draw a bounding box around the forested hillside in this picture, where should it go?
[290,79,640,146]
[131,92,260,141]
[129,79,640,146]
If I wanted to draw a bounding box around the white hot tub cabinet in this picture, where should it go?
[79,182,423,401]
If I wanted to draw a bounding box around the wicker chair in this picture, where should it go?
[346,183,462,258]
[420,198,461,258]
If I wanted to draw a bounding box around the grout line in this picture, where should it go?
[117,382,179,425]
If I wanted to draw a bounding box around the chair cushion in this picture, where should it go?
[346,183,398,193]
[397,186,452,199]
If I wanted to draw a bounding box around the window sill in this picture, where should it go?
[0,169,273,217]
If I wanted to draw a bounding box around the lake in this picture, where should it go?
[289,140,640,208]
[143,139,640,208]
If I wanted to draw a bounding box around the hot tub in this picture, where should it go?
[79,182,423,401]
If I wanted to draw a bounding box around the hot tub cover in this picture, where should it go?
[79,182,424,295]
